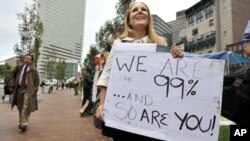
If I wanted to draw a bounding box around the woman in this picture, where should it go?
[96,2,183,141]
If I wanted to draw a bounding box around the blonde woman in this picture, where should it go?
[96,2,183,141]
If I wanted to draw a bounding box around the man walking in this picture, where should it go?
[7,54,39,132]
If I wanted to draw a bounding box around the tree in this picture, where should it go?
[14,0,43,67]
[95,20,114,52]
[0,63,12,79]
[96,0,135,52]
[83,45,99,71]
[46,49,57,80]
[55,60,66,83]
[82,0,134,71]
[114,0,135,26]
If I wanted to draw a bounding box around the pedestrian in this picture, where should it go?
[80,68,93,116]
[243,20,250,57]
[73,78,79,95]
[93,27,124,129]
[48,80,53,94]
[95,2,183,141]
[40,81,45,94]
[66,83,69,89]
[6,54,39,132]
[61,82,65,89]
[91,54,101,103]
[2,77,8,101]
[109,26,125,46]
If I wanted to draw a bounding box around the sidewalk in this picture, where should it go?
[0,88,110,141]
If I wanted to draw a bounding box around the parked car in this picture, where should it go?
[42,79,50,86]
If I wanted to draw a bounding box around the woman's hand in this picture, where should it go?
[171,44,183,58]
[95,104,105,121]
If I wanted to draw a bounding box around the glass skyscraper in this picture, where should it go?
[37,0,86,79]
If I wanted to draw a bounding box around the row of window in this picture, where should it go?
[192,20,214,36]
[227,45,244,52]
[186,33,216,52]
[188,3,214,26]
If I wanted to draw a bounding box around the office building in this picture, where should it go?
[152,14,173,46]
[168,10,187,44]
[37,0,86,79]
[185,0,250,53]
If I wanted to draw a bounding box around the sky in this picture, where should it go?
[0,0,200,62]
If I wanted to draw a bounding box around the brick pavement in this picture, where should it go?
[0,88,111,141]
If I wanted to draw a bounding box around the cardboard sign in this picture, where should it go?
[104,43,225,141]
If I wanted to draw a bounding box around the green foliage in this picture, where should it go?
[83,45,99,71]
[0,63,12,79]
[55,60,66,82]
[46,49,57,80]
[114,0,135,26]
[95,20,114,52]
[14,0,43,67]
[82,0,134,72]
[96,0,135,52]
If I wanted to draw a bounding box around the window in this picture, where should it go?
[233,46,237,51]
[192,28,198,36]
[209,19,214,27]
[205,4,214,18]
[188,14,195,26]
[239,45,243,51]
[196,9,203,23]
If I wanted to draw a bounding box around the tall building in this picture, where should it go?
[152,14,172,46]
[185,0,250,54]
[37,0,86,79]
[168,10,187,44]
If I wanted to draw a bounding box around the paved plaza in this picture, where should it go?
[0,87,110,141]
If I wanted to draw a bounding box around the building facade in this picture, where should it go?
[4,56,20,69]
[64,59,79,79]
[37,0,86,79]
[185,0,250,54]
[152,14,173,46]
[168,10,187,44]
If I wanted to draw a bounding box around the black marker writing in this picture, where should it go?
[175,112,217,136]
[116,56,147,72]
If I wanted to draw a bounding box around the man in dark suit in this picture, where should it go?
[7,54,39,131]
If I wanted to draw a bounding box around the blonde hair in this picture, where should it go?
[121,2,167,45]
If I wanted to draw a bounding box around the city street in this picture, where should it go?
[0,87,110,141]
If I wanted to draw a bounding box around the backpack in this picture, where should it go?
[221,65,250,125]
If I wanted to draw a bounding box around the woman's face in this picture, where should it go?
[129,3,149,30]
